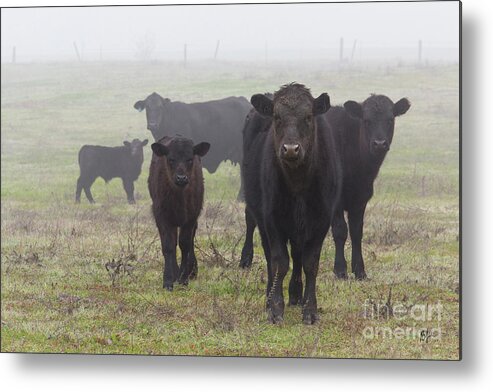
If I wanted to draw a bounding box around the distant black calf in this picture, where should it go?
[75,138,148,204]
[326,94,410,280]
[242,83,341,324]
[148,135,210,291]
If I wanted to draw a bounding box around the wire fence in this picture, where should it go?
[1,40,459,65]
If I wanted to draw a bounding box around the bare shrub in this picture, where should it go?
[135,32,156,61]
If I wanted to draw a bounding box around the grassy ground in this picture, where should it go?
[1,60,459,359]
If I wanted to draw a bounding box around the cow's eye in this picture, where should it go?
[305,114,313,123]
[274,114,281,122]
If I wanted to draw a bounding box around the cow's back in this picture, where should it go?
[156,97,251,172]
[325,106,375,209]
[78,145,130,181]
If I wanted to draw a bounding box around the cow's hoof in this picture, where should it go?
[289,298,303,306]
[302,311,320,325]
[164,283,174,291]
[128,200,136,205]
[354,271,367,281]
[334,270,348,280]
[267,311,284,325]
[288,285,303,306]
[239,254,253,269]
[239,260,252,269]
[267,300,285,324]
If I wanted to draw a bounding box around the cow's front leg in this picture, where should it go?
[122,178,135,204]
[348,204,367,280]
[178,221,196,285]
[265,223,289,324]
[157,222,178,291]
[301,236,325,324]
[188,222,199,280]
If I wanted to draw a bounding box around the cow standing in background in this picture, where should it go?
[148,135,210,291]
[327,94,411,280]
[134,92,251,199]
[242,83,342,324]
[75,138,148,204]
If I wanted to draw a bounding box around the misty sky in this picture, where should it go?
[1,2,460,62]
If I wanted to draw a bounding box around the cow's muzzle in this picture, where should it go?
[371,139,389,154]
[147,123,159,132]
[280,143,301,162]
[174,174,189,187]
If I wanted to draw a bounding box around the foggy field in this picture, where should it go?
[1,60,459,359]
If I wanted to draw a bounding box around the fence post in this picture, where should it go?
[339,37,344,62]
[73,42,81,62]
[351,40,357,62]
[214,40,220,60]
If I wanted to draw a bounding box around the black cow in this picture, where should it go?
[76,138,148,204]
[242,83,341,324]
[327,94,411,280]
[148,135,210,290]
[239,93,274,268]
[134,92,251,175]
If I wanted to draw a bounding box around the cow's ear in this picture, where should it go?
[134,100,146,112]
[160,97,171,105]
[251,94,273,117]
[123,141,131,147]
[344,100,363,119]
[141,139,149,147]
[193,142,210,157]
[151,143,169,157]
[393,98,411,117]
[313,93,331,115]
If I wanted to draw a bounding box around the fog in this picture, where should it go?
[1,2,459,63]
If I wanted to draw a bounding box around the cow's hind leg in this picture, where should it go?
[332,207,348,279]
[348,205,367,280]
[236,175,245,202]
[239,207,256,268]
[75,176,84,203]
[256,224,272,308]
[83,176,97,204]
[288,242,303,306]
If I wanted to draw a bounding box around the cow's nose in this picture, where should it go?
[175,174,188,186]
[281,144,301,160]
[372,139,389,151]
